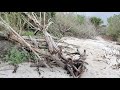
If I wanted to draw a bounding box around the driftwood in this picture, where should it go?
[23,12,66,68]
[0,19,49,68]
[22,36,46,42]
[0,12,87,78]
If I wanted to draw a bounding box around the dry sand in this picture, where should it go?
[0,36,120,78]
[59,36,120,78]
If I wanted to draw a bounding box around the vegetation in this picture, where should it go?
[21,31,35,36]
[77,15,85,24]
[90,17,103,30]
[5,47,30,64]
[50,13,96,39]
[0,12,97,39]
[1,12,120,66]
[107,14,120,41]
[0,12,56,35]
[4,46,37,65]
[0,12,26,34]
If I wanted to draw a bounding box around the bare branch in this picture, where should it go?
[22,15,40,31]
[43,12,46,27]
[23,12,43,28]
[39,12,41,24]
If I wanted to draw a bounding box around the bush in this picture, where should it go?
[5,47,30,64]
[97,25,107,35]
[50,13,96,39]
[0,12,27,33]
[107,14,120,41]
[0,12,97,39]
[90,17,103,29]
[0,12,56,35]
[21,31,35,36]
[77,15,85,24]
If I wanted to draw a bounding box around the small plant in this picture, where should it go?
[5,47,30,65]
[21,31,35,36]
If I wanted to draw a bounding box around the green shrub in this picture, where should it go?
[0,12,96,39]
[107,14,120,41]
[5,47,30,64]
[0,12,56,35]
[50,13,96,39]
[21,31,35,36]
[97,25,107,35]
[77,15,85,24]
[90,17,103,28]
[0,12,27,33]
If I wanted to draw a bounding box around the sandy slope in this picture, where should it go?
[0,36,120,78]
[59,36,120,78]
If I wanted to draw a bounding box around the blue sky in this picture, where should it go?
[78,12,120,25]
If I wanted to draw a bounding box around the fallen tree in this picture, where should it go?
[0,12,87,78]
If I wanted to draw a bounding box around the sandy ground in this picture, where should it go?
[0,36,120,78]
[59,36,120,78]
[0,63,71,78]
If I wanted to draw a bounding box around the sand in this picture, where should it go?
[0,36,120,78]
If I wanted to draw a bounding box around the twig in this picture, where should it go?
[72,65,80,72]
[22,16,40,31]
[36,67,41,75]
[12,65,19,73]
[67,64,76,78]
[43,12,46,27]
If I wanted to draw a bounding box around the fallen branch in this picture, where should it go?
[0,12,87,78]
[0,18,48,67]
[22,12,87,78]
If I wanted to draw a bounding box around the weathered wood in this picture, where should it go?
[66,64,76,78]
[0,20,48,67]
[0,12,87,78]
[22,36,46,42]
[27,11,87,77]
[33,48,65,68]
[49,54,65,68]
[43,30,60,54]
